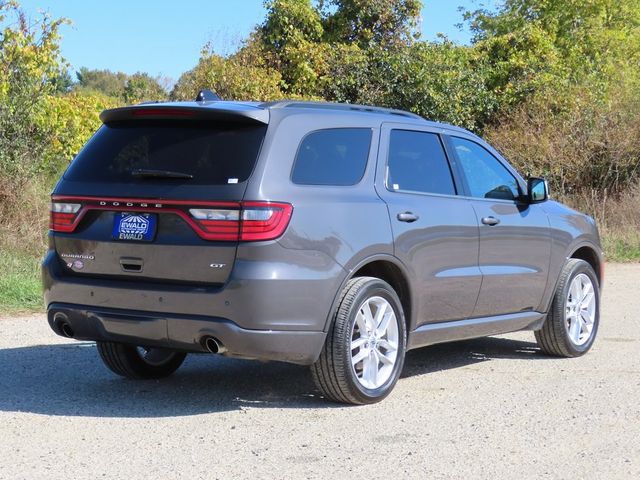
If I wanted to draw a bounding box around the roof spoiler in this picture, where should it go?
[99,103,269,124]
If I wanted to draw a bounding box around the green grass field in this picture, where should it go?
[0,248,43,314]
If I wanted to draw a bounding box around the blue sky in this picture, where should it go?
[16,0,497,82]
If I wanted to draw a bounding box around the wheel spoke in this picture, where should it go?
[376,311,393,338]
[569,316,581,342]
[361,302,375,332]
[373,300,387,328]
[377,349,394,366]
[351,337,367,350]
[377,339,397,353]
[355,311,368,335]
[580,310,593,327]
[581,291,594,309]
[363,352,378,386]
[352,348,368,366]
[569,280,581,305]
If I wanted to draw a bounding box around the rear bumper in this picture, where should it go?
[47,303,326,365]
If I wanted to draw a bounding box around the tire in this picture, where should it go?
[311,277,407,405]
[535,259,600,357]
[96,342,187,379]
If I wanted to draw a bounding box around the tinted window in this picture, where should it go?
[386,130,456,195]
[64,121,266,185]
[450,137,520,201]
[291,128,372,186]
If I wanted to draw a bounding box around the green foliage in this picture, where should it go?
[261,0,326,95]
[37,91,120,175]
[74,67,166,103]
[171,47,284,101]
[74,67,128,97]
[123,72,166,103]
[320,0,422,47]
[0,1,70,191]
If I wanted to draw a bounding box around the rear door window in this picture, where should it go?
[64,121,267,185]
[291,128,372,186]
[386,130,456,195]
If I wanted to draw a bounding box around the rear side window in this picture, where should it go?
[64,121,267,185]
[291,128,372,186]
[386,130,456,195]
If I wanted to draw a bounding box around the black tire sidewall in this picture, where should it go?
[341,280,407,403]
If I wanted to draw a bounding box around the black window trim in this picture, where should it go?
[289,127,374,187]
[444,133,527,204]
[383,128,463,199]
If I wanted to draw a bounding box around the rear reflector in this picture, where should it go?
[50,197,293,242]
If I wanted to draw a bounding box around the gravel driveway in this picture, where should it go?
[1,263,638,479]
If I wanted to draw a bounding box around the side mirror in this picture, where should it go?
[527,177,549,204]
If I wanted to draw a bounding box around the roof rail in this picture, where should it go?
[261,100,423,120]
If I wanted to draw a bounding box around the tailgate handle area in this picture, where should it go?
[120,257,143,273]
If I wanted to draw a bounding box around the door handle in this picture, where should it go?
[397,212,419,223]
[481,216,500,226]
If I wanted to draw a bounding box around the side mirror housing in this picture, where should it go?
[527,177,549,204]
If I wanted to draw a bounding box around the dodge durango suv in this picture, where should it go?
[43,94,603,404]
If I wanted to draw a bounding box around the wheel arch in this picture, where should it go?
[323,254,414,333]
[569,244,603,285]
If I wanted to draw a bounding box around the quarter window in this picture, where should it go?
[450,137,520,201]
[291,128,372,186]
[386,130,456,195]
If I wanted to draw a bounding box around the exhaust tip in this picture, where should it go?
[60,322,74,338]
[202,336,226,354]
[53,312,74,338]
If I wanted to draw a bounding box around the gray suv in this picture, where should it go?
[43,95,603,404]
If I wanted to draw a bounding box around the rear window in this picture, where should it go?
[291,128,372,186]
[64,121,267,185]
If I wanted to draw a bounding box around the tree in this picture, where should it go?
[0,1,69,190]
[171,48,284,101]
[74,67,128,98]
[260,0,326,95]
[123,72,166,103]
[320,0,421,47]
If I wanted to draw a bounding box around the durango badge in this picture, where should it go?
[112,213,157,242]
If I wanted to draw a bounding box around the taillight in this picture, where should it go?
[239,202,293,241]
[188,208,241,241]
[49,197,293,242]
[50,202,82,232]
[187,202,292,241]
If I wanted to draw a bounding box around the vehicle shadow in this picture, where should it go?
[0,335,548,418]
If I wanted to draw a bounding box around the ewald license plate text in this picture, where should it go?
[112,213,157,241]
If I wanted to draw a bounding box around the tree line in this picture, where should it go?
[1,0,639,210]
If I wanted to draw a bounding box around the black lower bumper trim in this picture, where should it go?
[47,303,326,365]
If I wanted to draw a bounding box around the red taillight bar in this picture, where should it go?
[50,196,293,242]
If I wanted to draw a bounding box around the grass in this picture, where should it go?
[0,248,43,314]
[602,230,640,262]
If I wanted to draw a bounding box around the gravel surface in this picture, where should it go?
[0,263,638,479]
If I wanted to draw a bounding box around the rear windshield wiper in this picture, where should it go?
[131,168,193,179]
